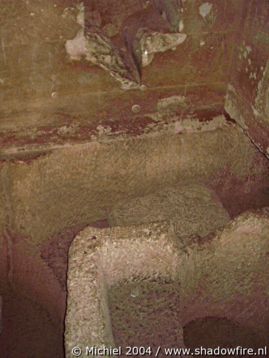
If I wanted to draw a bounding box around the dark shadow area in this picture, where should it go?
[0,288,64,358]
[184,316,268,357]
[108,276,183,358]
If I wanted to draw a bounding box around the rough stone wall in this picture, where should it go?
[0,0,244,150]
[0,148,65,356]
[0,165,8,290]
[0,124,267,317]
[0,2,268,356]
[108,183,230,238]
[65,210,269,355]
[4,125,266,246]
[0,123,268,332]
[179,209,269,343]
[0,160,66,357]
[225,0,269,157]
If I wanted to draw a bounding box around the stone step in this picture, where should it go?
[65,222,185,357]
[108,184,230,248]
[65,209,269,355]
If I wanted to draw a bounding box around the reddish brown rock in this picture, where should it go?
[225,0,269,157]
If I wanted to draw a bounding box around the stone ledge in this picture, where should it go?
[1,125,266,246]
[65,210,269,356]
[65,222,183,357]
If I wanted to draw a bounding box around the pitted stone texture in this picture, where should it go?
[108,184,230,244]
[66,210,269,355]
[0,238,6,285]
[0,164,8,287]
[179,209,269,342]
[0,0,79,46]
[0,0,241,143]
[0,165,7,231]
[8,126,263,245]
[65,222,184,357]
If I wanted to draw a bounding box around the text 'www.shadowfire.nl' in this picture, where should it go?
[71,345,268,357]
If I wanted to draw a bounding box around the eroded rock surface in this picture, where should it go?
[65,210,269,356]
[108,184,230,248]
[65,222,184,357]
[179,209,269,344]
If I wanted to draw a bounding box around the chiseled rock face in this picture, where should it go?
[0,0,244,145]
[180,209,269,342]
[7,125,265,246]
[108,184,230,245]
[0,1,79,46]
[65,210,269,354]
[0,168,6,231]
[65,222,183,357]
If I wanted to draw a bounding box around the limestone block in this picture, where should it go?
[65,210,269,355]
[65,222,184,357]
[108,184,230,244]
